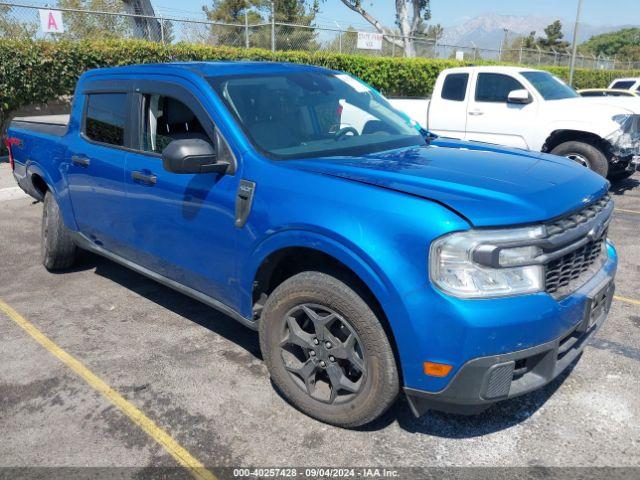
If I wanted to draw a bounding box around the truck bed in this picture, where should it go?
[10,115,70,137]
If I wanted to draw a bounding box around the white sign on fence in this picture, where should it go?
[357,32,383,50]
[455,50,464,61]
[39,9,65,34]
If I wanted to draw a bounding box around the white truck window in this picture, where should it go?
[475,73,524,103]
[611,80,636,90]
[441,73,469,101]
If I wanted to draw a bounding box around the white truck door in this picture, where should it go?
[427,72,470,139]
[465,72,537,149]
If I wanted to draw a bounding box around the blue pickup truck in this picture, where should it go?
[5,62,617,427]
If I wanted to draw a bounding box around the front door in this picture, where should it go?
[465,72,538,149]
[124,82,241,308]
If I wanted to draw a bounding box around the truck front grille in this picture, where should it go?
[543,194,612,297]
[546,194,610,238]
[545,236,605,296]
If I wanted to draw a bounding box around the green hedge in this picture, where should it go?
[2,38,640,123]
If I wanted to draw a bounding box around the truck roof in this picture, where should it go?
[440,66,542,75]
[82,61,332,80]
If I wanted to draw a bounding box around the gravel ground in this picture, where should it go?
[0,161,639,478]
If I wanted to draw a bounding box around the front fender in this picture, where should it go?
[544,119,617,143]
[239,227,401,320]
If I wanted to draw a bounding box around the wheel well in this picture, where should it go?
[30,173,48,199]
[543,130,605,153]
[252,247,403,380]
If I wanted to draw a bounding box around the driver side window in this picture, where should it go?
[140,94,211,154]
[475,73,525,103]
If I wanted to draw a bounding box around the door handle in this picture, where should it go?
[131,171,157,185]
[468,110,484,116]
[71,155,90,167]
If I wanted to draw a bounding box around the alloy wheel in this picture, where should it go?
[565,152,591,168]
[279,303,366,404]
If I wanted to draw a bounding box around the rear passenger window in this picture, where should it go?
[84,93,127,146]
[475,73,524,103]
[441,73,469,101]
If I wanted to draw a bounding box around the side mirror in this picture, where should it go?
[162,139,229,175]
[507,89,532,104]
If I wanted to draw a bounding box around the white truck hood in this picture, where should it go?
[539,97,637,139]
[577,96,640,114]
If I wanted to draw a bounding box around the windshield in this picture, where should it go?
[521,71,579,100]
[208,71,424,159]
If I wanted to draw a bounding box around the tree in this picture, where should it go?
[160,19,175,44]
[334,1,432,57]
[0,5,37,39]
[522,31,537,49]
[203,0,319,50]
[57,0,131,40]
[579,28,640,60]
[537,20,569,51]
[202,0,259,47]
[259,0,320,51]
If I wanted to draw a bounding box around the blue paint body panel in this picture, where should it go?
[7,62,617,395]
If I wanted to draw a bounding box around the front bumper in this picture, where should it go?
[404,264,615,416]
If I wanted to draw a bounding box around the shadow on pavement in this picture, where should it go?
[609,176,639,195]
[71,250,262,360]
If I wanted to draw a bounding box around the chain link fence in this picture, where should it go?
[1,1,639,70]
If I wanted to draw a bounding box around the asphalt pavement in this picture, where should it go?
[0,161,639,478]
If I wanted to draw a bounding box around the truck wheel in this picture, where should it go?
[551,141,608,177]
[42,191,77,271]
[259,271,399,427]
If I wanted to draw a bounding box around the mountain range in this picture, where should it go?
[440,13,631,51]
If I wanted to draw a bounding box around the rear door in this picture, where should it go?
[124,80,241,308]
[427,72,470,138]
[66,84,134,254]
[464,72,537,149]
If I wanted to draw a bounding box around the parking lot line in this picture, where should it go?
[615,208,640,215]
[0,299,217,480]
[614,295,640,307]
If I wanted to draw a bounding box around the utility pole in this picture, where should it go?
[499,28,508,62]
[271,0,275,52]
[569,0,584,87]
[245,9,249,49]
[334,21,342,54]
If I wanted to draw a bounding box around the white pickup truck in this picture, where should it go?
[389,66,640,180]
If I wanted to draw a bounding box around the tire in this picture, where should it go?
[42,191,77,271]
[259,271,399,427]
[551,140,609,177]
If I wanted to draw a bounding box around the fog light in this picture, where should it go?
[423,361,453,377]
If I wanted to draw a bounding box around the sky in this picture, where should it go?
[144,0,640,28]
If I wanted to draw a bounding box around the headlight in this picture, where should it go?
[612,114,632,129]
[429,226,545,298]
[607,114,640,157]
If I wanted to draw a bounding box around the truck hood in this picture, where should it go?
[541,96,639,117]
[285,139,609,227]
[577,96,640,114]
